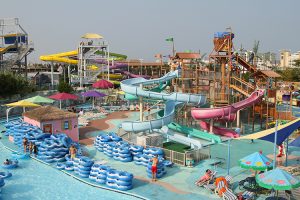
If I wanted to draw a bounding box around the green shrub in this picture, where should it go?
[58,81,73,93]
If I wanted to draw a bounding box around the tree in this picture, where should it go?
[58,80,73,93]
[0,72,34,98]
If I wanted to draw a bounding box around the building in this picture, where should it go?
[23,106,79,142]
[279,50,300,68]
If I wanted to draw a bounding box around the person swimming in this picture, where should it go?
[3,159,11,165]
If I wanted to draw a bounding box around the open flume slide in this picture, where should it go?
[191,89,264,121]
[191,89,264,138]
[167,122,222,143]
[0,44,17,54]
[199,121,239,138]
[120,70,206,132]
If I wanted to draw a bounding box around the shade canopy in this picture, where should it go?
[256,168,300,190]
[81,33,103,39]
[81,90,107,97]
[23,95,55,104]
[49,92,78,100]
[237,118,300,145]
[5,100,41,107]
[92,79,114,89]
[239,152,273,171]
[289,136,300,147]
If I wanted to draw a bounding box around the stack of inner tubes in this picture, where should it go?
[112,142,132,162]
[64,160,74,171]
[103,142,116,157]
[134,147,164,167]
[89,164,111,184]
[37,134,73,163]
[4,121,50,149]
[74,156,94,178]
[88,163,134,191]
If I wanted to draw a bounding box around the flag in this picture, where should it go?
[165,37,173,42]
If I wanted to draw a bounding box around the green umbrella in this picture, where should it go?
[239,152,273,171]
[24,95,55,104]
[256,168,300,190]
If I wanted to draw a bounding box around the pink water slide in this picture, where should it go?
[191,90,264,121]
[199,121,239,138]
[191,89,265,138]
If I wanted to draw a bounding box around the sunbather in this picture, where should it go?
[195,169,213,186]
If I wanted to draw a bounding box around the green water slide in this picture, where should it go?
[167,122,222,143]
[125,80,170,100]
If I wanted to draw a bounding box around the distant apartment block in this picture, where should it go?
[280,50,300,68]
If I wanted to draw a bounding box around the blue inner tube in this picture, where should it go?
[65,165,74,171]
[0,172,12,179]
[11,152,30,159]
[163,160,173,167]
[1,160,18,169]
[96,177,106,184]
[56,163,66,170]
[0,178,5,187]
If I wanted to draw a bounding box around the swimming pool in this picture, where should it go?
[0,143,142,200]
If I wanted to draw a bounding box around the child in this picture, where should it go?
[29,142,34,155]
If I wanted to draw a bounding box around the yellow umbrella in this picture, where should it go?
[116,91,125,95]
[5,100,40,122]
[81,33,103,39]
[6,100,41,107]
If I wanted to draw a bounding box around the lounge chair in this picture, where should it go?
[214,179,237,200]
[197,170,217,187]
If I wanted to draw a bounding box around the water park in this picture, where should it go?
[1,18,300,200]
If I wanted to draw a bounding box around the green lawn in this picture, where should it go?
[163,142,191,153]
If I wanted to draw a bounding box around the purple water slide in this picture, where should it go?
[191,89,264,121]
[122,71,150,79]
[199,121,239,138]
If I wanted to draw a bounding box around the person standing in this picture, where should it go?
[150,155,159,182]
[69,145,77,160]
[23,137,28,153]
[29,142,34,155]
[33,144,38,157]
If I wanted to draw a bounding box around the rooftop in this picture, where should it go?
[23,105,77,122]
[175,52,200,59]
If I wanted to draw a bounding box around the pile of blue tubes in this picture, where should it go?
[4,121,50,148]
[37,134,73,163]
[112,141,132,162]
[134,147,164,166]
[89,163,134,191]
[74,156,94,178]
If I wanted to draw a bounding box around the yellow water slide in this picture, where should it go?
[40,50,78,64]
[0,44,17,54]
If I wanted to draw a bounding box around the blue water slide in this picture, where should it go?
[120,70,206,132]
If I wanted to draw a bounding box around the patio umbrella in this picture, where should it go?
[256,168,300,197]
[81,33,103,39]
[239,152,273,171]
[81,90,107,108]
[5,100,41,122]
[23,95,55,104]
[49,92,78,109]
[92,79,114,89]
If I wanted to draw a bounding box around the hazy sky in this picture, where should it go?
[1,0,299,62]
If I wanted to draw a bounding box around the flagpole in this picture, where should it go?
[273,120,278,169]
[172,39,175,57]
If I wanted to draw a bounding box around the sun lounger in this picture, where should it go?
[214,179,237,200]
[241,191,255,200]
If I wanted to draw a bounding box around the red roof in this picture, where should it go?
[175,53,200,59]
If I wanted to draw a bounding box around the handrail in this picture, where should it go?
[231,76,255,90]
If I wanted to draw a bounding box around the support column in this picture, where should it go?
[139,84,143,121]
[51,62,54,88]
[209,104,213,133]
[236,110,240,128]
[221,60,226,100]
[68,65,71,84]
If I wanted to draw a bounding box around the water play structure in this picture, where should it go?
[0,18,34,76]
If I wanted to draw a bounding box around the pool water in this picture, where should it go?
[0,144,140,200]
